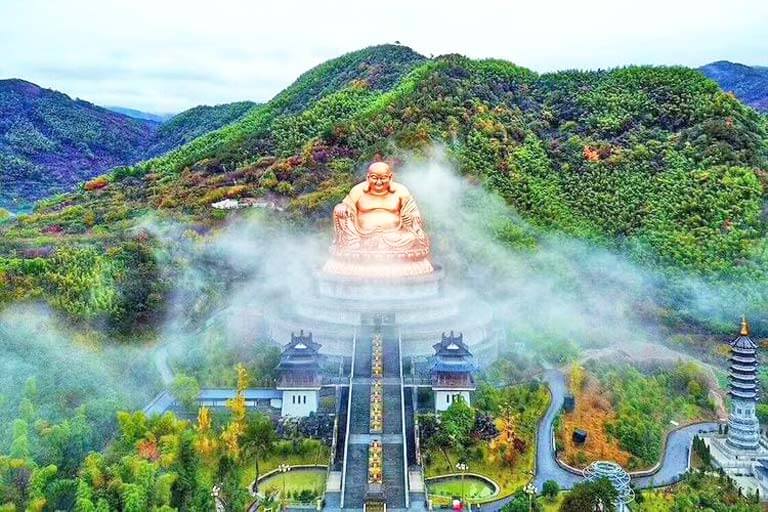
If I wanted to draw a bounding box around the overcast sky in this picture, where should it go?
[1,0,766,113]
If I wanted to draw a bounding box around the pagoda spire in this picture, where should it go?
[741,314,750,337]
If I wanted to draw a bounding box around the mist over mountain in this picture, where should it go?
[105,106,175,123]
[0,42,767,512]
[699,60,768,112]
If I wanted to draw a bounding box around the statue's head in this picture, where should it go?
[365,161,393,195]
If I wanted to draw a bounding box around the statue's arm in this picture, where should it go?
[396,186,426,238]
[335,183,364,217]
[332,184,363,244]
[346,183,367,209]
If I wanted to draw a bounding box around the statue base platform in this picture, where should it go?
[703,434,768,500]
[321,257,434,279]
[321,244,434,279]
[267,265,499,361]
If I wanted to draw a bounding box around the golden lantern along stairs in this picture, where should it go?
[340,324,408,511]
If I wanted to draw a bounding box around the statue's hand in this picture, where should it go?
[334,203,350,219]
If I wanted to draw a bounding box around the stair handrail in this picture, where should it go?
[339,327,356,508]
[324,411,339,504]
[398,328,410,508]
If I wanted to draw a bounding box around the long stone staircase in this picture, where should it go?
[381,327,407,509]
[340,325,408,511]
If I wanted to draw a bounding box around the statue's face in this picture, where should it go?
[366,163,392,194]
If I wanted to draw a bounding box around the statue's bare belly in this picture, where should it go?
[356,208,401,232]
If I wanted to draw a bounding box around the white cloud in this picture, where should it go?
[1,0,766,112]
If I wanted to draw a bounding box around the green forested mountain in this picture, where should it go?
[1,44,766,335]
[0,79,158,209]
[0,43,767,512]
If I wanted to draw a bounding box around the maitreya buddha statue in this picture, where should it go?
[322,161,434,278]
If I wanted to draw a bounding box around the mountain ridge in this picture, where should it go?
[105,106,174,123]
[699,60,768,112]
[145,100,259,157]
[5,53,763,212]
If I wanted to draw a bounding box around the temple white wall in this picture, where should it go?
[280,390,318,417]
[434,390,471,412]
[315,275,442,300]
[293,292,463,326]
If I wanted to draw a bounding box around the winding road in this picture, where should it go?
[533,370,585,491]
[534,370,719,491]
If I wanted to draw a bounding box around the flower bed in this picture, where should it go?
[370,334,384,433]
[368,439,383,484]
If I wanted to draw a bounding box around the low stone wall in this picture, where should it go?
[425,472,501,505]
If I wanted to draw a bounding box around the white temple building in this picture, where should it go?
[275,331,322,417]
[430,331,477,412]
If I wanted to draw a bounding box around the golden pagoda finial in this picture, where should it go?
[741,315,750,336]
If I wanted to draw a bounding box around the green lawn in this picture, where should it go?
[241,441,331,487]
[538,493,565,512]
[424,444,534,502]
[258,468,327,502]
[427,476,497,501]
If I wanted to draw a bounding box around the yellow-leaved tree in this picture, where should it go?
[195,406,218,460]
[221,364,249,460]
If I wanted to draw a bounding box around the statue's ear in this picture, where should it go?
[363,182,370,193]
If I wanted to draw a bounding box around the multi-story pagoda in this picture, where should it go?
[430,331,477,412]
[275,330,322,417]
[727,317,761,450]
[704,317,768,500]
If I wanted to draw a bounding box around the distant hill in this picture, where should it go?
[145,101,258,157]
[105,106,174,123]
[0,79,158,209]
[109,44,428,179]
[699,61,768,112]
[0,81,266,209]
